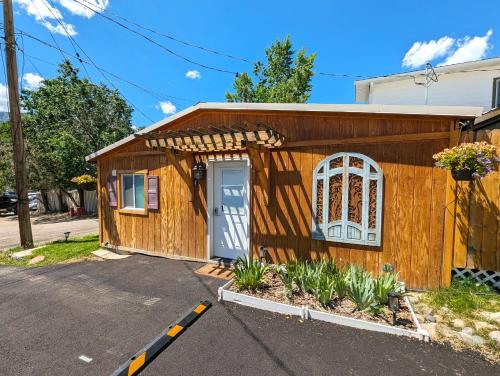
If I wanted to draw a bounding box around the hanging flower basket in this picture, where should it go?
[451,168,474,181]
[71,175,97,191]
[433,142,499,181]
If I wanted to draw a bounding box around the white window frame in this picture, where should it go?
[493,77,500,109]
[312,152,383,246]
[120,173,145,210]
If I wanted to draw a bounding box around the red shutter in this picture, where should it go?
[147,176,159,210]
[107,176,118,208]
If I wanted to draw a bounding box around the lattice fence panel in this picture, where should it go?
[452,268,500,291]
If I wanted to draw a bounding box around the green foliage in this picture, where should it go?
[433,142,499,179]
[233,257,268,291]
[277,266,295,298]
[347,266,376,311]
[373,269,399,306]
[311,273,336,307]
[425,277,499,316]
[332,267,349,300]
[21,60,134,190]
[226,36,316,103]
[0,122,14,192]
[0,234,99,267]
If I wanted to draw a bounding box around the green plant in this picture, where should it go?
[278,268,295,298]
[313,273,336,307]
[332,267,349,300]
[374,269,399,306]
[347,266,376,311]
[233,257,268,291]
[425,277,499,316]
[433,142,499,179]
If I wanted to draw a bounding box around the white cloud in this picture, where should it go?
[185,70,201,80]
[438,30,493,66]
[42,19,77,36]
[56,0,109,18]
[15,0,63,20]
[0,83,8,112]
[402,36,455,68]
[158,101,176,115]
[23,72,44,90]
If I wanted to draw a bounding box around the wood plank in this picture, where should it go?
[285,131,450,148]
[441,120,460,286]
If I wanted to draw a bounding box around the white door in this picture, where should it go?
[212,161,249,260]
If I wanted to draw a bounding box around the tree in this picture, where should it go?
[0,122,14,192]
[226,36,316,103]
[21,60,134,199]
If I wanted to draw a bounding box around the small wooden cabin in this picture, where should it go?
[86,103,483,289]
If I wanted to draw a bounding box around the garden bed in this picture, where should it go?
[218,262,429,341]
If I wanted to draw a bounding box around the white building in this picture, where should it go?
[355,57,500,112]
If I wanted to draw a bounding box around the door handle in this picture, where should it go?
[214,206,219,216]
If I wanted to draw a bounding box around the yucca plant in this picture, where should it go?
[233,257,268,291]
[374,269,399,306]
[313,273,336,307]
[332,267,349,300]
[347,265,376,311]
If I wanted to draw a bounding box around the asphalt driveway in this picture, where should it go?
[0,255,496,375]
[0,213,98,250]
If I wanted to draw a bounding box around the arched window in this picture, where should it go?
[312,152,383,246]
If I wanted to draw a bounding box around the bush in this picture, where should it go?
[347,266,376,311]
[233,257,268,291]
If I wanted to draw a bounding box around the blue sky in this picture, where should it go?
[6,0,500,127]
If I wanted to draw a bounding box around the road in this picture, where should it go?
[0,255,496,375]
[0,213,98,250]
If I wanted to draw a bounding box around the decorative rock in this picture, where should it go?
[28,255,45,265]
[474,321,495,331]
[479,311,500,323]
[440,307,450,314]
[452,319,466,329]
[461,327,474,336]
[421,323,437,339]
[460,332,485,346]
[489,331,500,343]
[11,249,33,260]
[424,313,437,323]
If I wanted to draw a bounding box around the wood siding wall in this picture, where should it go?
[97,110,457,289]
[449,126,500,272]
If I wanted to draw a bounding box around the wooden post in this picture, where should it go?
[3,0,33,249]
[441,120,460,286]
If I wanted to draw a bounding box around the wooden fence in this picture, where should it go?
[36,189,97,214]
[447,126,499,272]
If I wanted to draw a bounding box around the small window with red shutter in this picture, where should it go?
[107,176,118,208]
[147,175,159,210]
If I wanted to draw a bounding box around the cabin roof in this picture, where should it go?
[85,102,483,162]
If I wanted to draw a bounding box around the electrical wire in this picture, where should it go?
[74,0,252,64]
[14,29,198,107]
[70,0,237,75]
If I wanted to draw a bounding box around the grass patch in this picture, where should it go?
[423,278,499,318]
[0,234,100,267]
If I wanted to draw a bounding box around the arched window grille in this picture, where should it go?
[312,152,383,246]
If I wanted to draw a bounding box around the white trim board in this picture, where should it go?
[218,282,429,342]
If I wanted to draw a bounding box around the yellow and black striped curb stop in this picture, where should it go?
[111,300,212,376]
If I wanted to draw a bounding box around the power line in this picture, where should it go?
[14,29,197,107]
[39,0,91,78]
[71,0,237,75]
[40,0,155,123]
[75,0,252,64]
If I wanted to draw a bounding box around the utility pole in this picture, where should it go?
[3,0,34,249]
